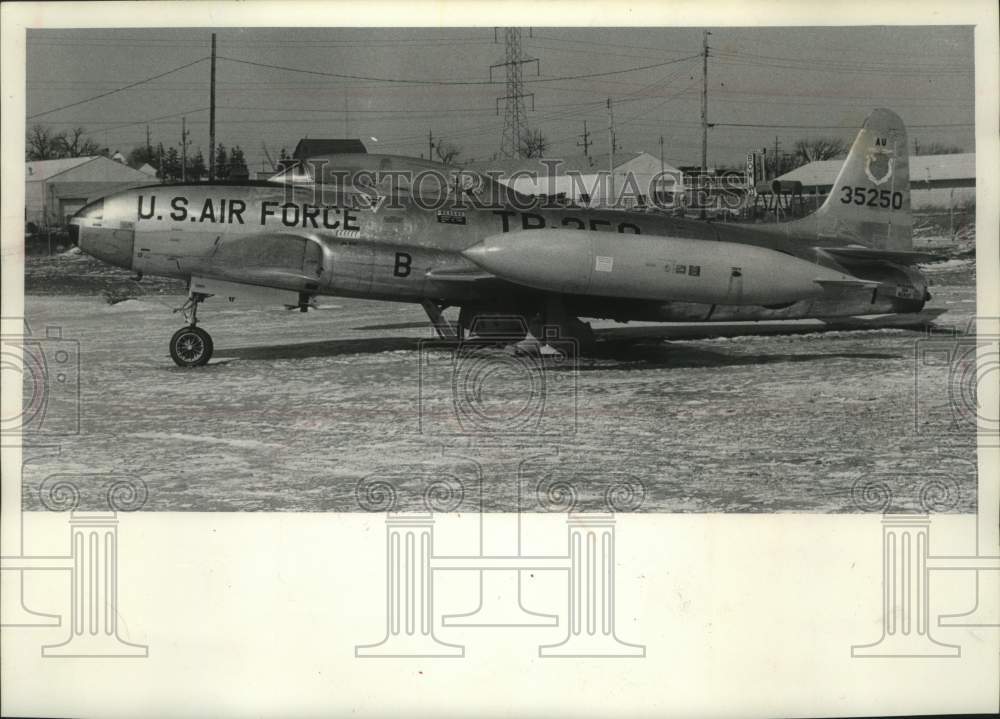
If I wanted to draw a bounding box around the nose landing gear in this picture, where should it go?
[170,293,214,367]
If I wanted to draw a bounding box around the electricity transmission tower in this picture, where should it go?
[491,28,539,159]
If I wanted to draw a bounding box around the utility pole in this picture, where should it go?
[209,32,217,180]
[773,135,780,178]
[181,116,189,182]
[913,137,920,155]
[577,120,592,157]
[700,30,710,175]
[428,130,435,161]
[700,29,710,219]
[658,135,665,205]
[607,97,616,208]
[146,125,151,158]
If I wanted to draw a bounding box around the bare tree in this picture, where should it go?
[791,137,848,167]
[520,130,549,159]
[434,141,462,165]
[26,125,103,160]
[59,127,102,157]
[26,125,62,160]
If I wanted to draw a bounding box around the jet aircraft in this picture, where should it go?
[71,108,942,367]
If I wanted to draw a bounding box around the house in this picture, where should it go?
[25,156,154,227]
[464,152,684,209]
[775,153,975,210]
[133,162,158,177]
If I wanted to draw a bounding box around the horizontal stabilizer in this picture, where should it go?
[823,247,948,265]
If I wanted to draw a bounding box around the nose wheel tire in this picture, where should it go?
[170,326,214,367]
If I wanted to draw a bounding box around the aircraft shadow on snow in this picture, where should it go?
[212,334,901,369]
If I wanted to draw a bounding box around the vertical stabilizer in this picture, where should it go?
[763,108,912,250]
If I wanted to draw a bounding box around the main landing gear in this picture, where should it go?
[422,298,594,358]
[170,293,213,367]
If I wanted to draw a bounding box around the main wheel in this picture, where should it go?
[170,326,213,367]
[458,307,531,341]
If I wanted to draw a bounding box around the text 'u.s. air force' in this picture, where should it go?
[137,195,362,230]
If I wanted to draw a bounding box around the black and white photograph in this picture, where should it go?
[2,1,998,717]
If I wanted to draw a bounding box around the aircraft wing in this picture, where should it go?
[591,308,948,343]
[813,278,879,290]
[822,247,950,265]
[424,267,497,282]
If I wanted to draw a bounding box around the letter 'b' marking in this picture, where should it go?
[394,252,412,278]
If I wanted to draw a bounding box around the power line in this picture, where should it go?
[713,48,971,74]
[102,107,210,134]
[712,54,970,78]
[526,55,700,84]
[616,79,700,129]
[215,53,701,87]
[33,106,210,129]
[28,33,495,48]
[27,57,208,119]
[524,40,694,63]
[530,33,702,55]
[215,54,484,85]
[714,121,973,129]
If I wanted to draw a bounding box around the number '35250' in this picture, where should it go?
[839,185,903,209]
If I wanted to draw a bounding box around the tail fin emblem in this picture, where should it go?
[864,148,894,186]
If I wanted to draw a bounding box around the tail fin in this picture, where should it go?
[763,108,911,250]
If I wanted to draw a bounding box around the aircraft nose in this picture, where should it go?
[76,224,134,269]
[73,199,134,269]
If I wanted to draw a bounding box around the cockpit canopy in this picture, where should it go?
[72,197,104,221]
[266,152,533,207]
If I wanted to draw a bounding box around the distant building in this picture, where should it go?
[465,152,683,209]
[133,162,158,177]
[292,138,367,161]
[775,153,975,210]
[25,156,154,227]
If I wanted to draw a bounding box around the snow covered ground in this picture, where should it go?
[18,264,979,513]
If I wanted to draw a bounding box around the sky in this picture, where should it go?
[25,26,975,172]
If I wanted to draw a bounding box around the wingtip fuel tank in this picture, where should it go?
[464,229,874,306]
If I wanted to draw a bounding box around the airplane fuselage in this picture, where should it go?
[74,181,928,325]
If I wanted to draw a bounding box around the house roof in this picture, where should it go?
[465,152,671,176]
[777,152,975,186]
[25,156,97,181]
[293,138,367,159]
[908,153,976,182]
